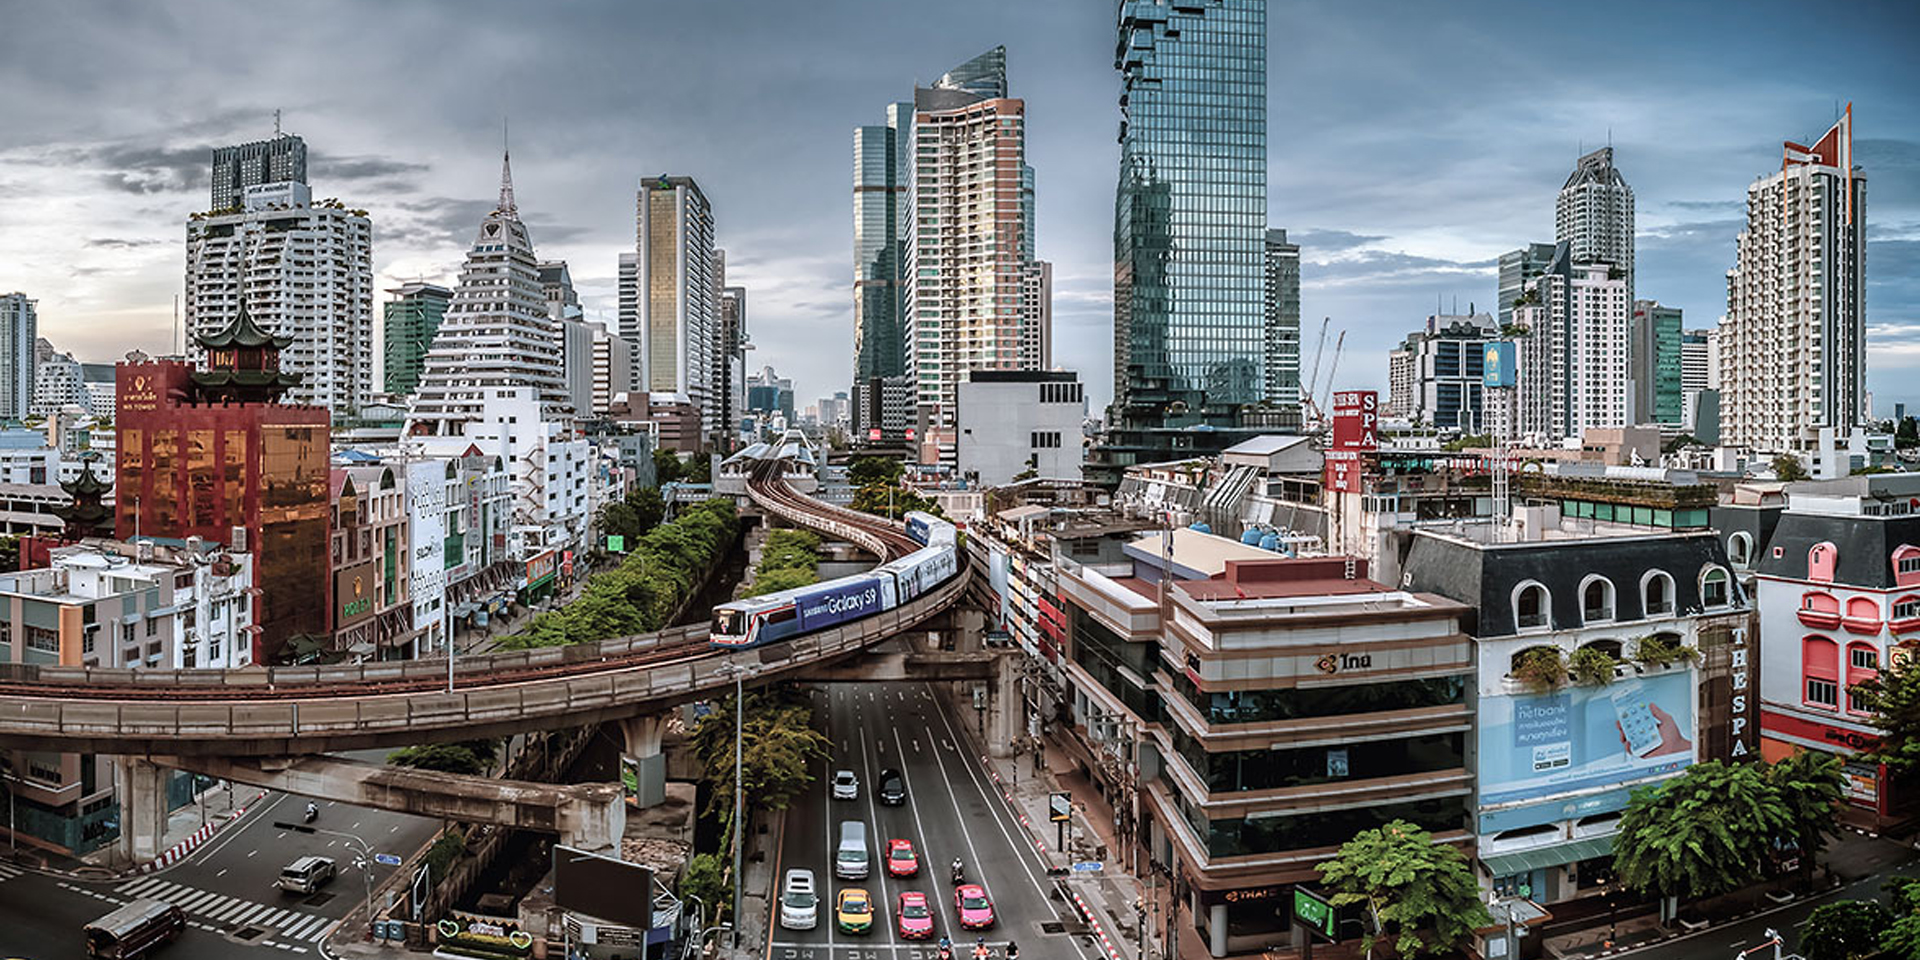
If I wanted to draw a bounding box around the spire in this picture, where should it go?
[498,149,517,216]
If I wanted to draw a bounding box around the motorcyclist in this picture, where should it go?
[937,935,953,959]
[304,801,318,821]
[951,857,964,882]
[973,938,990,959]
[1005,943,1019,960]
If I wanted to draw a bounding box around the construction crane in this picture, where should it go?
[1298,320,1345,432]
[1301,317,1331,411]
[1317,330,1346,425]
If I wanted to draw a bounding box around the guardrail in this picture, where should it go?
[0,572,968,754]
[0,622,713,689]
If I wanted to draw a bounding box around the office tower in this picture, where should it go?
[1630,300,1683,426]
[382,282,451,397]
[1264,229,1301,410]
[1112,1,1266,417]
[186,180,373,418]
[1511,242,1630,442]
[1497,243,1557,329]
[589,322,634,416]
[0,294,37,419]
[1021,260,1053,371]
[540,260,592,416]
[616,252,638,390]
[405,153,570,436]
[538,260,580,319]
[210,133,307,211]
[634,175,717,447]
[1556,147,1635,302]
[1720,106,1866,463]
[117,307,330,661]
[718,273,747,445]
[902,46,1043,463]
[1391,313,1498,433]
[853,101,912,392]
[1681,329,1711,397]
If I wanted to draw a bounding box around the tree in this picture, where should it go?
[1442,434,1492,452]
[690,684,831,833]
[1772,453,1810,481]
[627,487,666,534]
[1511,646,1568,691]
[1799,900,1893,960]
[848,456,904,487]
[685,453,712,485]
[653,448,686,486]
[1765,750,1845,886]
[1880,878,1920,958]
[1853,654,1920,775]
[386,740,500,776]
[1897,416,1918,450]
[0,534,18,572]
[1316,820,1491,958]
[1613,761,1792,915]
[849,482,942,520]
[1569,646,1619,686]
[680,852,730,926]
[598,500,643,546]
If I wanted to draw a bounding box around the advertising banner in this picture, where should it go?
[1477,671,1694,805]
[1324,451,1364,494]
[335,560,379,628]
[1483,342,1517,389]
[1331,391,1379,451]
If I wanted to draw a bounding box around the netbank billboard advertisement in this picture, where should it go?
[1479,671,1694,805]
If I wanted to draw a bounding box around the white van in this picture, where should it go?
[834,821,869,879]
[277,855,336,894]
[779,868,819,930]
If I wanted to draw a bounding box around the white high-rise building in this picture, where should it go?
[1511,243,1631,443]
[186,181,373,418]
[633,176,717,445]
[1556,147,1635,302]
[405,154,571,436]
[1719,107,1866,465]
[616,252,638,390]
[902,47,1046,464]
[588,322,633,416]
[0,294,39,419]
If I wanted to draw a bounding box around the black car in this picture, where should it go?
[877,768,907,805]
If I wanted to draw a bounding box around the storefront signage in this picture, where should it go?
[1844,761,1880,806]
[334,561,378,627]
[1478,671,1695,805]
[1315,651,1373,674]
[1325,450,1364,494]
[1331,391,1379,451]
[1293,887,1337,938]
[1728,626,1754,758]
[119,372,160,414]
[1224,885,1282,904]
[526,550,557,588]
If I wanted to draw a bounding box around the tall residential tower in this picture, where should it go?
[632,176,718,447]
[210,133,307,212]
[1555,147,1635,298]
[382,282,450,397]
[0,294,36,420]
[1719,106,1866,471]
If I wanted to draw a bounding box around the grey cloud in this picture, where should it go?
[311,155,430,181]
[1306,250,1498,285]
[1287,229,1386,253]
[82,144,208,195]
[85,237,165,249]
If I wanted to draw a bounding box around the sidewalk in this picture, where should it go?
[8,781,267,880]
[1542,829,1916,959]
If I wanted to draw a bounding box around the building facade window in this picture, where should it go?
[1514,582,1549,630]
[1642,571,1674,617]
[24,626,58,653]
[1581,576,1615,623]
[1168,670,1465,725]
[1808,543,1837,582]
[1895,596,1920,621]
[1848,643,1880,713]
[1702,567,1730,608]
[1804,636,1839,710]
[1728,532,1753,568]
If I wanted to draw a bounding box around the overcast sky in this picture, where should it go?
[2,1,1916,416]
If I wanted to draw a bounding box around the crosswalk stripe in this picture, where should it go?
[233,903,269,925]
[289,915,330,940]
[119,876,161,897]
[180,890,224,912]
[210,899,252,921]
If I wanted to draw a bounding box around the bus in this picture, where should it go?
[84,898,184,958]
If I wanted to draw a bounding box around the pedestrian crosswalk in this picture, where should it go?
[116,875,336,942]
[0,861,25,883]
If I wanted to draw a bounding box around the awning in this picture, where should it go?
[450,602,480,618]
[1481,835,1616,878]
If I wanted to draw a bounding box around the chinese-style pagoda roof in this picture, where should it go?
[190,368,302,390]
[196,294,293,351]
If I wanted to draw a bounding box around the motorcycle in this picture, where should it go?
[303,803,318,824]
[950,859,965,884]
[937,937,953,960]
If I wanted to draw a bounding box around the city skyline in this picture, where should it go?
[1,1,1916,416]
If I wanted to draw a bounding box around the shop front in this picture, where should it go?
[1760,709,1895,820]
[519,550,558,606]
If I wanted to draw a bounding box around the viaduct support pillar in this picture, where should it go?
[557,783,627,857]
[988,651,1019,759]
[116,757,170,864]
[615,714,669,809]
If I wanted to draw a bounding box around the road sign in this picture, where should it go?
[1071,861,1103,873]
[1293,887,1337,940]
[374,853,403,867]
[1049,792,1072,823]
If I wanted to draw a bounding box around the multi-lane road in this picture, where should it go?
[769,680,1094,960]
[0,776,440,959]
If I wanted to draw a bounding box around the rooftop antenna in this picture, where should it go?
[172,294,180,355]
[274,109,282,137]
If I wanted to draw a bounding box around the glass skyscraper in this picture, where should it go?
[1113,0,1268,415]
[852,103,911,386]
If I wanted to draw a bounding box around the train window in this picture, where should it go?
[715,610,743,635]
[764,606,798,626]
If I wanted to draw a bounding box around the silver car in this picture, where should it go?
[832,769,858,801]
[779,868,818,930]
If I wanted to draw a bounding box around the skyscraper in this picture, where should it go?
[1510,242,1630,442]
[716,252,747,447]
[1629,300,1683,426]
[1102,0,1267,481]
[1556,147,1635,298]
[1497,243,1557,330]
[210,133,307,212]
[0,293,36,420]
[1264,229,1301,412]
[901,47,1046,463]
[1719,107,1866,468]
[381,282,450,397]
[186,180,373,418]
[405,153,570,436]
[853,101,911,389]
[633,176,717,447]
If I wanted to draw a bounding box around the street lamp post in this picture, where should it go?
[731,664,744,957]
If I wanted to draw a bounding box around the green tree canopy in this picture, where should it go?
[1854,655,1920,775]
[654,448,686,486]
[690,684,830,855]
[1765,750,1845,882]
[626,487,666,535]
[1772,453,1810,481]
[680,852,730,926]
[1316,820,1491,958]
[1800,899,1893,960]
[848,456,904,487]
[1613,761,1792,904]
[386,740,500,776]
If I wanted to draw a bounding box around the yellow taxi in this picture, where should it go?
[836,887,875,934]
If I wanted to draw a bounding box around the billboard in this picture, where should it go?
[1330,391,1379,451]
[1324,451,1364,494]
[553,844,655,929]
[1477,670,1694,805]
[335,560,379,627]
[1483,342,1517,389]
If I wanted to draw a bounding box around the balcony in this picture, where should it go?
[1798,608,1842,630]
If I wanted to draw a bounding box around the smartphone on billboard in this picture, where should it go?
[1612,685,1664,757]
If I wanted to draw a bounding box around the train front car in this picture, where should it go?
[903,511,955,547]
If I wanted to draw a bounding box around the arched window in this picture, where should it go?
[1846,596,1882,627]
[1702,567,1732,608]
[1514,582,1549,630]
[1642,571,1675,618]
[1895,545,1920,587]
[1809,543,1838,583]
[1894,595,1920,623]
[1577,638,1624,660]
[1802,592,1840,613]
[1581,576,1616,624]
[1803,636,1839,709]
[1847,642,1880,713]
[1728,532,1754,569]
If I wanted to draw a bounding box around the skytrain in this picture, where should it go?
[710,511,958,649]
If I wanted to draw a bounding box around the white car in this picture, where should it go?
[779,868,818,930]
[832,770,858,801]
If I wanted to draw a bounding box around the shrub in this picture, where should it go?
[1512,646,1568,691]
[1570,646,1620,686]
[1633,634,1701,669]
